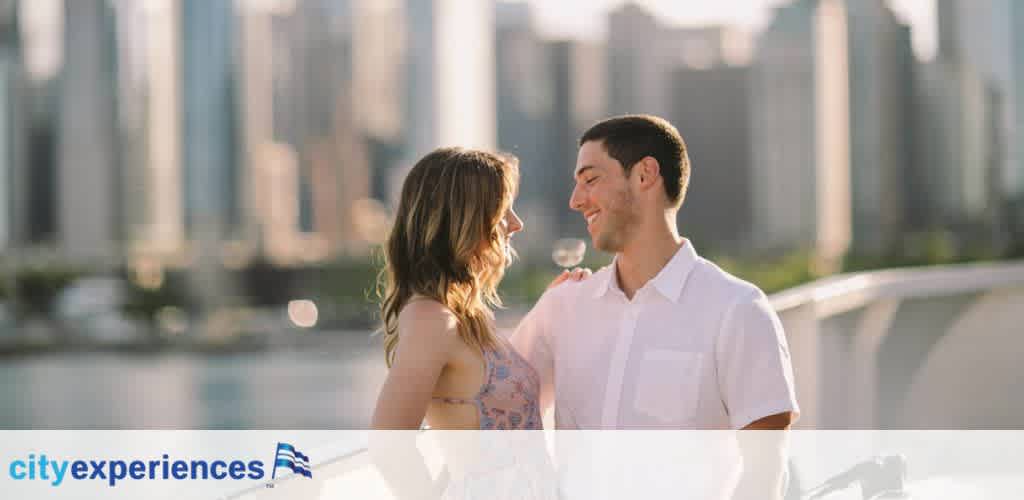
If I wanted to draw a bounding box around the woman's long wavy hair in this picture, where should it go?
[378,147,520,367]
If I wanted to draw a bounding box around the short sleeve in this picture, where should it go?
[715,292,800,429]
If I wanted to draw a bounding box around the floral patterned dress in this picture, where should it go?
[432,336,542,430]
[430,337,556,500]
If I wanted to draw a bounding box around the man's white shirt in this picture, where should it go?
[511,240,800,429]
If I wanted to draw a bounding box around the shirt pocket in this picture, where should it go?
[633,349,704,424]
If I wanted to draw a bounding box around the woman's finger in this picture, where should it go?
[546,270,571,289]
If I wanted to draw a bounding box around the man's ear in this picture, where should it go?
[636,156,660,189]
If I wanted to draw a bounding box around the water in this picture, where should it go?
[0,332,387,429]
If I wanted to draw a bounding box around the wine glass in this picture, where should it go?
[552,238,586,269]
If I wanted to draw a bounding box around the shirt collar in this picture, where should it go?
[593,239,699,302]
[592,265,615,299]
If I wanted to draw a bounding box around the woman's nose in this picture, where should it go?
[509,213,523,234]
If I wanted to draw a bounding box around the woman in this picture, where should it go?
[374,146,585,430]
[370,147,583,499]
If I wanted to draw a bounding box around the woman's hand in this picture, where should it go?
[546,267,592,290]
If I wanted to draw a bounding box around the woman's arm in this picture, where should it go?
[372,300,459,429]
[370,301,458,500]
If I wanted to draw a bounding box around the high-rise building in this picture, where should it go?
[139,0,184,258]
[495,2,554,255]
[272,0,370,258]
[661,24,754,70]
[23,81,56,246]
[402,0,495,162]
[914,57,996,230]
[181,0,241,241]
[17,0,62,247]
[1012,2,1024,235]
[547,39,606,240]
[241,0,289,261]
[351,0,405,201]
[273,0,346,233]
[0,0,27,251]
[669,28,752,252]
[912,0,1004,237]
[57,0,121,262]
[932,0,1022,243]
[352,0,403,145]
[607,3,662,116]
[845,0,913,254]
[111,0,143,248]
[748,0,851,267]
[324,85,372,256]
[750,0,912,259]
[607,4,751,119]
[133,0,247,266]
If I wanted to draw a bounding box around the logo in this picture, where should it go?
[6,441,314,488]
[271,443,312,480]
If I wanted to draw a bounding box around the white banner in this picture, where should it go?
[1,431,1022,499]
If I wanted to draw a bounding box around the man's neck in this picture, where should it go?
[614,226,684,300]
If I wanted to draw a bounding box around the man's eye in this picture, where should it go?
[586,177,598,185]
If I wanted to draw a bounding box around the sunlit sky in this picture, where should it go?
[526,0,937,60]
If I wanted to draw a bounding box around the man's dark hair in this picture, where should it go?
[579,114,690,207]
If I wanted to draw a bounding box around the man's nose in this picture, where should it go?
[569,184,585,212]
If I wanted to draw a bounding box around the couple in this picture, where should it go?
[371,115,799,498]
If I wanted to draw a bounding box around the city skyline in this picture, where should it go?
[1,0,1019,267]
[525,0,937,59]
[17,0,939,83]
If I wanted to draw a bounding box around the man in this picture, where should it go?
[512,115,799,498]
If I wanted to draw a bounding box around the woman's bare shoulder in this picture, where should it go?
[396,298,460,345]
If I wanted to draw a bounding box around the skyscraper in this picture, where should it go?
[1013,2,1024,235]
[669,28,753,252]
[751,0,914,259]
[271,0,370,258]
[402,0,495,161]
[113,0,151,255]
[748,0,851,267]
[607,3,661,116]
[139,0,184,258]
[845,0,913,254]
[546,39,605,240]
[181,0,241,240]
[351,0,405,201]
[932,0,1022,243]
[0,0,27,251]
[913,0,1003,236]
[496,1,554,254]
[57,0,121,262]
[241,0,290,261]
[19,0,62,247]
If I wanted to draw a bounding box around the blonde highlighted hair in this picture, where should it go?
[378,147,519,367]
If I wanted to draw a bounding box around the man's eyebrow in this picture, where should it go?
[574,165,595,178]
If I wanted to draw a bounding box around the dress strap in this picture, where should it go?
[432,396,477,405]
[431,346,495,408]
